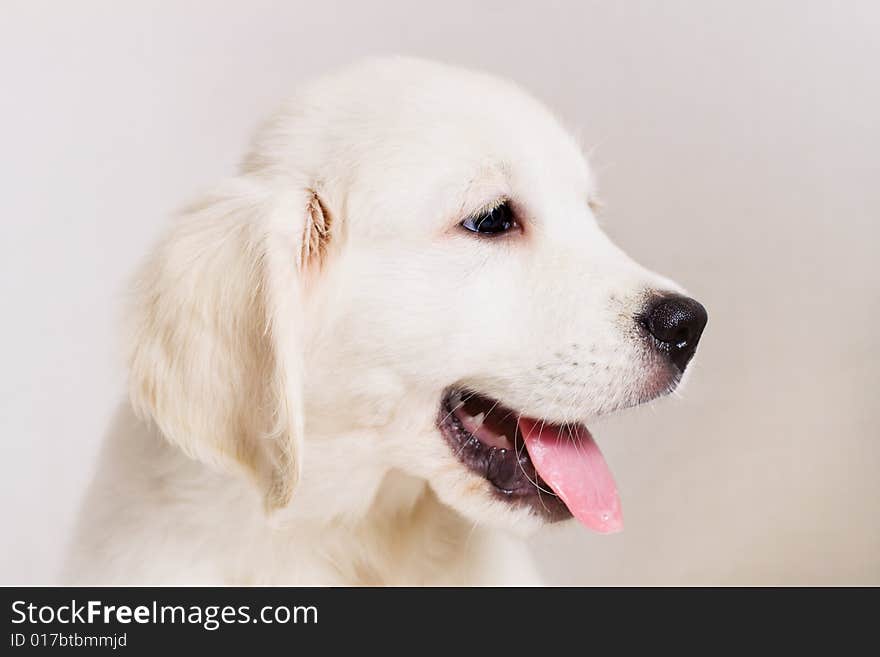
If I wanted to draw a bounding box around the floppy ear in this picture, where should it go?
[127,177,331,510]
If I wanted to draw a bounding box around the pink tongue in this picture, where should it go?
[518,418,623,534]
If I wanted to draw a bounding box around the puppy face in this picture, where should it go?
[131,58,706,534]
[287,59,707,532]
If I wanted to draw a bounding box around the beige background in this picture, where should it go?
[2,1,877,584]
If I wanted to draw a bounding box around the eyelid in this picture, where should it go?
[467,196,510,220]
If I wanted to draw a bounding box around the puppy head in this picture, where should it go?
[129,58,707,531]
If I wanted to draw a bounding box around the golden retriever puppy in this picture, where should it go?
[65,57,707,585]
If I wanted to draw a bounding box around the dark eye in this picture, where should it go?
[460,201,517,235]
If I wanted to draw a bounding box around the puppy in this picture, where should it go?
[65,57,707,585]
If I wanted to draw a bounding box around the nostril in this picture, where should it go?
[640,294,708,372]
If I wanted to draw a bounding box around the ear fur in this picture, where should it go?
[127,177,329,510]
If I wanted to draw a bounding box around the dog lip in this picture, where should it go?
[437,388,572,522]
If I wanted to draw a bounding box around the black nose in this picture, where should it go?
[640,294,708,372]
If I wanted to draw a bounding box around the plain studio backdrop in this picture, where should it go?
[2,1,878,585]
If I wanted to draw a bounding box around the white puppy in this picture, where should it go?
[65,57,707,585]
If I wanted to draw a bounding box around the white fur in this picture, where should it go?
[65,57,685,585]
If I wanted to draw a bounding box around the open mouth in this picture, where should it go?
[438,389,622,533]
